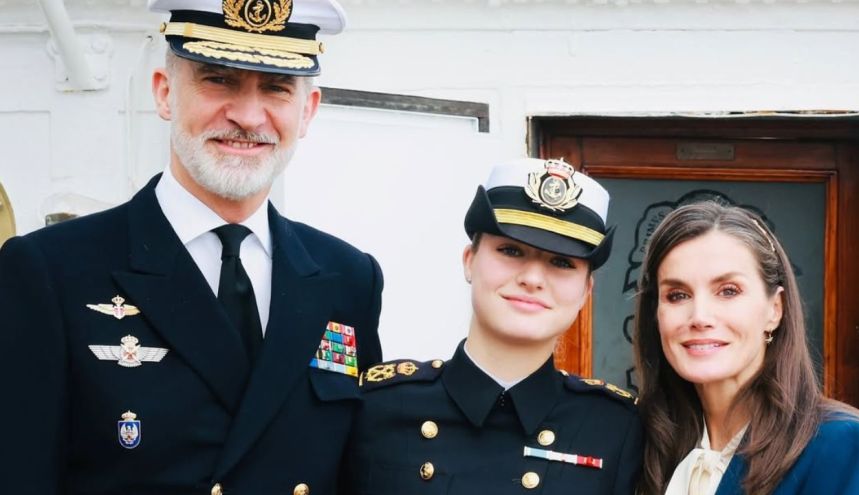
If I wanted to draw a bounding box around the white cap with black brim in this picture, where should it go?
[464,158,615,270]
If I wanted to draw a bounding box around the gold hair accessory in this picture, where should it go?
[751,218,776,253]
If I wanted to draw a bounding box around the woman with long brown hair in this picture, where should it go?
[633,201,859,494]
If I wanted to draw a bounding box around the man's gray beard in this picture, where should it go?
[170,124,294,201]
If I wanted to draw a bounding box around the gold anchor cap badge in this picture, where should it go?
[223,0,293,33]
[524,159,583,212]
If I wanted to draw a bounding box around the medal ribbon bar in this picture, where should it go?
[523,446,603,469]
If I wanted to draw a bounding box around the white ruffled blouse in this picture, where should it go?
[664,421,749,495]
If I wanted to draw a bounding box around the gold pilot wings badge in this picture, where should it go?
[86,295,140,320]
[89,335,169,367]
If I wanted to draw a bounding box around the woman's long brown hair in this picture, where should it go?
[633,201,857,494]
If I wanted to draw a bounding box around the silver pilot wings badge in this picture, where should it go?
[89,335,169,367]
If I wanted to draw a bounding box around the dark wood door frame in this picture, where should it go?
[532,116,859,407]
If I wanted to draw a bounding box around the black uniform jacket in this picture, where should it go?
[0,175,383,494]
[343,342,643,495]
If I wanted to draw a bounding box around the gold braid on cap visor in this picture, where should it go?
[493,209,605,247]
[162,22,324,55]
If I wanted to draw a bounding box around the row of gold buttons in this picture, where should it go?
[527,428,551,488]
[417,464,541,489]
[415,419,551,488]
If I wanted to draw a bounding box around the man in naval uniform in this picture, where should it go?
[0,0,382,493]
[341,159,643,494]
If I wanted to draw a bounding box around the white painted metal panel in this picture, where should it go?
[283,104,504,360]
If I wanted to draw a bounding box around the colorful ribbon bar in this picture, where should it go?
[309,321,359,377]
[523,446,603,469]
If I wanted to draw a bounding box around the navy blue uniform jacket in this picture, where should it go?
[342,342,643,494]
[715,418,859,495]
[0,175,383,494]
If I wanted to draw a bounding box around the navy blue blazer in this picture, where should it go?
[0,175,383,494]
[715,418,859,495]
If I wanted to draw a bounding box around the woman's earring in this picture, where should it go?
[764,329,774,345]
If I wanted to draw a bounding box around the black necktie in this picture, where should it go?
[213,224,263,362]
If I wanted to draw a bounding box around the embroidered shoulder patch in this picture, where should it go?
[564,376,639,407]
[359,359,444,391]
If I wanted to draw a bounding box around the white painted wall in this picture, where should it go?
[1,0,858,360]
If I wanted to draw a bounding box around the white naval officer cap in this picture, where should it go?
[464,158,615,269]
[150,0,347,75]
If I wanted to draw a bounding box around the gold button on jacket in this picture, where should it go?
[522,472,540,489]
[421,420,439,439]
[537,429,556,446]
[419,462,435,480]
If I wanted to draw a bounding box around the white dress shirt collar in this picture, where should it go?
[463,342,525,391]
[154,165,275,335]
[155,166,272,257]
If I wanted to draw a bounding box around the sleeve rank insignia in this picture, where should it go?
[566,376,639,406]
[362,363,397,383]
[580,378,636,400]
[360,361,419,384]
[89,335,169,367]
[86,295,140,319]
[359,359,444,389]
